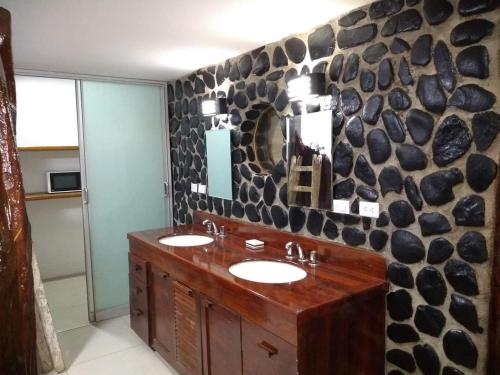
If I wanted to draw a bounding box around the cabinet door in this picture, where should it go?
[201,297,242,375]
[150,265,175,360]
[242,319,298,375]
[129,274,148,344]
[173,281,202,375]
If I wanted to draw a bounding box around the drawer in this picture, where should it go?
[129,274,147,310]
[130,300,149,344]
[242,319,297,375]
[129,252,147,283]
[150,264,171,292]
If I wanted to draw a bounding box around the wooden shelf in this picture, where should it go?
[18,146,79,152]
[25,191,82,201]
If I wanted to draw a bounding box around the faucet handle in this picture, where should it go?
[202,219,213,234]
[309,251,319,266]
[219,226,225,237]
[285,241,296,260]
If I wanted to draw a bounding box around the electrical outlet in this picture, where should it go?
[198,184,207,194]
[333,199,350,214]
[191,183,198,193]
[359,201,379,218]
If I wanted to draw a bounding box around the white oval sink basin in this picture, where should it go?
[228,260,307,284]
[159,234,214,247]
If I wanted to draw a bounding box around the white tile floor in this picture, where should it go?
[44,275,89,333]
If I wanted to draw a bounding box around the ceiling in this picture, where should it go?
[0,0,372,81]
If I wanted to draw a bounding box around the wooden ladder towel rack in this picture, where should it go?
[288,154,322,209]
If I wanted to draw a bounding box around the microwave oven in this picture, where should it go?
[46,171,82,193]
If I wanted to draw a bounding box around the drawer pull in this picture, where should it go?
[257,341,278,358]
[134,264,142,272]
[162,272,169,279]
[133,287,142,295]
[132,308,143,317]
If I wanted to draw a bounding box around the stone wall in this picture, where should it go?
[167,0,500,373]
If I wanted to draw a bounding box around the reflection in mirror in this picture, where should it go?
[254,107,285,174]
[287,111,333,210]
[206,129,233,200]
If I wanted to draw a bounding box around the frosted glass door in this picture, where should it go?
[81,81,168,313]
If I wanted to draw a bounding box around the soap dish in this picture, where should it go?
[245,239,264,250]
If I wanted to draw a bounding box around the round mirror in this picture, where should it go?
[253,106,285,174]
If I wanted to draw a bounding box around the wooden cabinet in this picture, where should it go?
[128,253,149,344]
[201,297,242,375]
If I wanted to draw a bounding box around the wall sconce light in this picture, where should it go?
[287,73,325,102]
[202,98,228,116]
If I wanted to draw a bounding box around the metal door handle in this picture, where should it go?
[163,181,169,197]
[82,187,89,204]
[257,341,278,357]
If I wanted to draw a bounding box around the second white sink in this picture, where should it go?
[159,234,214,247]
[228,260,307,284]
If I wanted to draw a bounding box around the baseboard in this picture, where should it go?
[95,304,129,322]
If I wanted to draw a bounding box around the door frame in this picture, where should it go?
[16,69,173,322]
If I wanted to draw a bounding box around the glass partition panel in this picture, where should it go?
[206,129,233,200]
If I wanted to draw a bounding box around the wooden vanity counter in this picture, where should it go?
[128,211,387,375]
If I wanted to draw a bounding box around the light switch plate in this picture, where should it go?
[198,184,207,194]
[333,199,350,214]
[191,183,198,193]
[359,201,380,218]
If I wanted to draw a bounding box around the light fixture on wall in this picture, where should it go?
[287,72,325,102]
[202,98,228,116]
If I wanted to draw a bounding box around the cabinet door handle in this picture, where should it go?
[134,264,142,272]
[132,308,143,317]
[133,287,142,295]
[162,272,169,279]
[257,341,278,358]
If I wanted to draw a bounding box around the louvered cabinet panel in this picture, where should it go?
[173,281,202,375]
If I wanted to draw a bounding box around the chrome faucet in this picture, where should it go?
[202,219,219,236]
[285,241,307,263]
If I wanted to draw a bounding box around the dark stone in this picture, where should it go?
[356,185,379,201]
[387,289,413,320]
[420,168,464,206]
[314,61,328,73]
[279,184,288,207]
[452,195,485,227]
[340,88,362,116]
[450,293,483,333]
[327,212,361,226]
[406,109,434,145]
[266,70,284,81]
[414,305,446,337]
[337,24,378,49]
[252,52,270,76]
[256,79,266,97]
[418,213,451,236]
[382,110,405,143]
[270,205,288,229]
[174,80,183,100]
[472,111,500,151]
[251,46,265,58]
[411,34,433,66]
[381,9,423,37]
[397,56,414,87]
[272,46,288,68]
[338,9,367,27]
[234,91,248,109]
[332,111,345,135]
[416,266,447,305]
[376,211,390,227]
[451,19,495,47]
[388,262,414,288]
[386,349,416,372]
[231,201,244,218]
[238,54,252,79]
[263,177,277,206]
[329,54,344,82]
[289,206,306,233]
[388,88,411,110]
[390,37,410,54]
[445,259,479,296]
[306,210,324,236]
[379,166,403,196]
[285,37,306,63]
[241,133,253,147]
[442,367,464,375]
[389,200,415,228]
[459,0,497,16]
[354,155,376,186]
[245,204,260,222]
[202,71,215,89]
[248,186,260,203]
[239,183,249,203]
[240,164,253,181]
[229,62,240,82]
[369,0,404,19]
[333,142,353,177]
[216,65,225,86]
[362,43,388,64]
[275,90,289,112]
[231,149,245,164]
[351,198,360,215]
[333,178,355,199]
[345,116,364,147]
[413,344,441,375]
[416,75,447,114]
[240,120,255,132]
[308,24,335,60]
[443,330,478,369]
[266,82,278,102]
[342,54,359,83]
[230,109,242,125]
[194,77,205,94]
[387,323,419,343]
[323,220,339,239]
[466,154,497,193]
[363,217,371,231]
[253,175,264,189]
[449,84,496,112]
[370,230,389,251]
[456,45,489,79]
[378,58,394,90]
[396,144,427,171]
[404,177,422,211]
[183,81,194,97]
[342,227,366,246]
[261,206,272,225]
[272,160,287,184]
[434,40,456,92]
[360,69,376,92]
[427,238,454,265]
[362,95,383,125]
[392,230,425,263]
[423,0,453,25]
